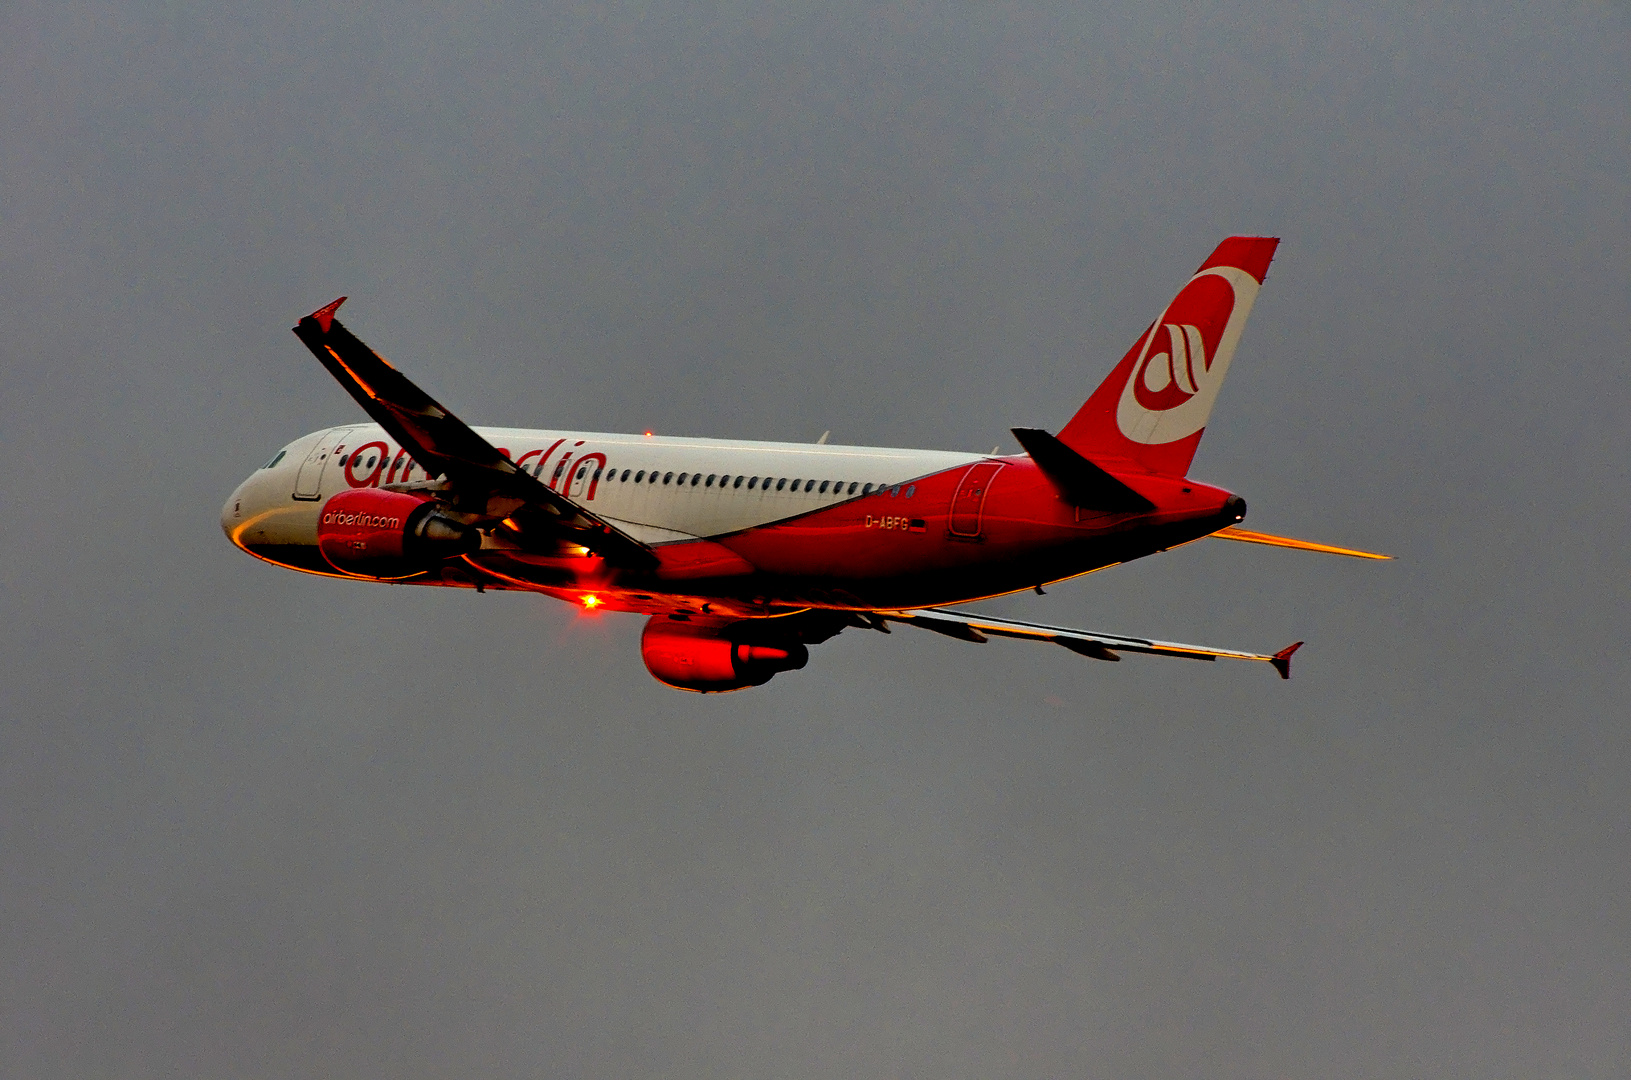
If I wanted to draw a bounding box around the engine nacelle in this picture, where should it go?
[640,617,810,693]
[316,489,478,579]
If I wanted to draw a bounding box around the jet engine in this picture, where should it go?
[316,488,478,578]
[640,617,810,692]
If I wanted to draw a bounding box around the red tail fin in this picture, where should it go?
[1057,237,1279,476]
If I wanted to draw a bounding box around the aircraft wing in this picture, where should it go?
[881,607,1303,679]
[291,297,658,570]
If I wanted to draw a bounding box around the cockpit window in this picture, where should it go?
[262,450,287,469]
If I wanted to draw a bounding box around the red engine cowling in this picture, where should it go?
[640,617,809,692]
[316,488,478,579]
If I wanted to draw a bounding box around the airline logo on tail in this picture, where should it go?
[1115,264,1262,445]
[1055,236,1276,477]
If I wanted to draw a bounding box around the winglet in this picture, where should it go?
[308,296,347,333]
[1270,640,1303,680]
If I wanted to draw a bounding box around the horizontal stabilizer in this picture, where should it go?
[1011,427,1155,512]
[1210,526,1391,560]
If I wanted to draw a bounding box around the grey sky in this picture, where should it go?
[2,1,1628,1076]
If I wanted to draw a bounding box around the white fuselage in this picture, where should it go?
[225,424,981,551]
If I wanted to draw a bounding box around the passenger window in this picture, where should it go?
[905,485,915,498]
[663,472,673,484]
[576,466,588,480]
[890,485,900,497]
[805,479,815,492]
[863,483,873,495]
[553,462,567,481]
[593,467,603,480]
[634,470,645,482]
[706,474,716,487]
[620,469,631,482]
[747,476,758,489]
[776,478,787,491]
[818,481,829,493]
[848,482,858,495]
[691,474,701,486]
[677,473,687,484]
[733,475,744,489]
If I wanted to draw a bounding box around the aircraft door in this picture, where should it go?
[293,427,354,500]
[948,462,1003,537]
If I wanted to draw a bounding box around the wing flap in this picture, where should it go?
[883,607,1301,678]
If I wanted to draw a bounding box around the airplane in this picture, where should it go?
[222,236,1387,692]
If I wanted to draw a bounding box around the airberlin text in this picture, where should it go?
[322,510,403,529]
[331,437,604,499]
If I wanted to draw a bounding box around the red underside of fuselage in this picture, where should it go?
[242,455,1241,616]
